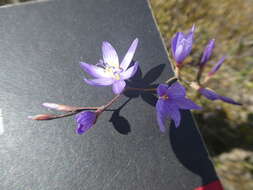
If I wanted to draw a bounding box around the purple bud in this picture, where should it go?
[198,88,220,100]
[208,56,226,76]
[219,95,242,105]
[75,111,97,134]
[199,88,242,105]
[171,25,195,65]
[200,39,215,67]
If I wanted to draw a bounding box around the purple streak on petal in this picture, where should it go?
[199,88,220,100]
[219,95,242,105]
[112,80,126,94]
[84,78,114,86]
[200,39,215,66]
[156,100,167,132]
[208,56,225,76]
[166,101,181,127]
[171,32,181,57]
[175,98,202,110]
[102,41,119,67]
[157,84,169,97]
[80,62,109,78]
[75,111,96,134]
[120,62,139,80]
[167,82,186,99]
[120,38,139,70]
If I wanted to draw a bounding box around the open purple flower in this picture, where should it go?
[75,111,97,134]
[171,25,195,65]
[81,38,139,94]
[200,39,215,67]
[156,82,201,132]
[198,88,241,105]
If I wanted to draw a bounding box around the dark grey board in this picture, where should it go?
[0,0,218,189]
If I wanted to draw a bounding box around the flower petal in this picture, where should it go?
[171,32,183,58]
[102,41,119,68]
[199,88,220,100]
[120,38,139,70]
[219,95,242,105]
[84,78,114,86]
[166,101,181,127]
[75,111,96,134]
[167,82,186,99]
[175,98,202,110]
[156,100,167,132]
[80,62,110,78]
[200,39,215,66]
[120,62,139,80]
[157,84,169,97]
[112,80,126,94]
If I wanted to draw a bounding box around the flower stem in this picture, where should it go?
[97,94,122,113]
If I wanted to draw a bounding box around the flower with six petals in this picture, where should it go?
[156,82,201,132]
[81,39,139,94]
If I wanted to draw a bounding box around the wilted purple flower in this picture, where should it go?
[200,39,215,67]
[75,111,97,134]
[208,56,226,76]
[171,25,195,65]
[81,38,139,94]
[198,88,241,105]
[156,82,201,131]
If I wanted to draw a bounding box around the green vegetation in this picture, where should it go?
[150,0,253,189]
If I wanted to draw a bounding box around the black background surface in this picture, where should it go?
[0,0,218,189]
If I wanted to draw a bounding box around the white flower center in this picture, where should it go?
[103,62,123,80]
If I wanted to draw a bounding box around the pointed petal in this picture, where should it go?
[208,56,226,76]
[120,62,139,80]
[102,41,119,68]
[112,80,126,94]
[120,38,139,70]
[157,84,168,97]
[200,39,215,66]
[175,98,202,110]
[219,95,242,105]
[156,100,167,132]
[80,62,110,78]
[166,101,181,128]
[84,78,114,86]
[171,32,184,60]
[199,88,220,100]
[167,82,186,99]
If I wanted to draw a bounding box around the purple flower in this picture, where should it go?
[198,88,241,105]
[75,111,97,134]
[208,56,226,76]
[81,38,139,94]
[171,25,195,65]
[200,39,215,67]
[156,82,201,131]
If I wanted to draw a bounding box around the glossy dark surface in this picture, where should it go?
[0,0,218,189]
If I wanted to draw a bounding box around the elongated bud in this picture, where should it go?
[208,56,225,76]
[28,114,56,120]
[42,102,78,112]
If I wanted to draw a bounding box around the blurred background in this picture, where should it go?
[0,0,252,189]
